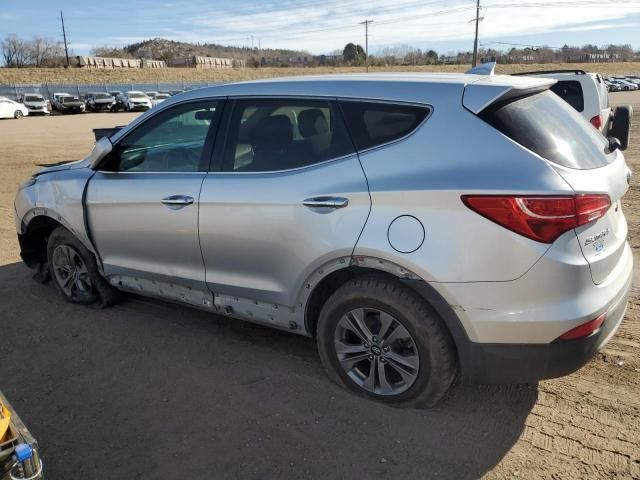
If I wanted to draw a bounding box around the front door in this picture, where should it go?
[199,97,371,307]
[86,99,224,300]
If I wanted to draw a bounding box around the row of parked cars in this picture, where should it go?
[604,75,640,91]
[0,90,181,119]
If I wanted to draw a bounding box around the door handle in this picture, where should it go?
[303,196,349,209]
[161,195,194,206]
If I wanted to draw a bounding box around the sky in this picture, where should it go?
[1,0,639,56]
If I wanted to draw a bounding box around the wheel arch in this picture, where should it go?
[302,257,473,373]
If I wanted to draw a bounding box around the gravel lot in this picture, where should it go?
[0,93,638,479]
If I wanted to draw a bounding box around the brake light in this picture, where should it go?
[461,194,611,243]
[556,313,606,341]
[590,114,602,129]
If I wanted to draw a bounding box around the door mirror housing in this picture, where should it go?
[89,136,113,170]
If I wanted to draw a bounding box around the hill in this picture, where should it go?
[93,38,309,63]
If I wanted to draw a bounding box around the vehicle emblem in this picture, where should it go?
[584,228,609,246]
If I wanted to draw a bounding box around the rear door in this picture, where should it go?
[199,97,370,307]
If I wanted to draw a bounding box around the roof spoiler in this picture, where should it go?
[465,62,496,76]
[462,75,556,114]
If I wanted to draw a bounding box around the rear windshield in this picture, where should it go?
[480,91,612,170]
[549,80,584,112]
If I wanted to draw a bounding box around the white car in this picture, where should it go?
[18,93,50,115]
[153,92,171,106]
[612,78,639,91]
[513,69,611,131]
[123,91,152,111]
[0,97,29,119]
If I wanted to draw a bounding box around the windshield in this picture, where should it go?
[25,95,43,102]
[480,90,612,170]
[156,94,170,99]
[61,97,80,103]
[94,93,111,99]
[128,92,145,98]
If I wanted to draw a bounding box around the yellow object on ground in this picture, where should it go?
[0,400,10,442]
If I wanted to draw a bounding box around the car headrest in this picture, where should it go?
[298,109,329,138]
[252,115,293,148]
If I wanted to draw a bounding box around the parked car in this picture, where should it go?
[85,92,116,112]
[0,97,28,119]
[51,93,85,114]
[14,67,633,406]
[612,78,639,91]
[149,92,170,106]
[122,91,152,111]
[512,69,611,130]
[108,92,126,112]
[604,79,621,92]
[18,93,50,115]
[622,76,640,87]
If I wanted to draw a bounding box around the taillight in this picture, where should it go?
[556,313,606,341]
[590,114,602,129]
[461,194,611,243]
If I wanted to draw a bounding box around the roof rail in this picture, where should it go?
[512,69,586,76]
[466,61,496,76]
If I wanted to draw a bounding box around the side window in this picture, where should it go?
[549,80,584,112]
[105,100,221,172]
[222,98,355,172]
[339,101,430,151]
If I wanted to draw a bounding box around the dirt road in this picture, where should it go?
[0,94,638,479]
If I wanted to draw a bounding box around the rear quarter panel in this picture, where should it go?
[353,100,574,282]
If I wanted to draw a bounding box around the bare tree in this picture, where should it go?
[1,34,30,67]
[29,36,63,66]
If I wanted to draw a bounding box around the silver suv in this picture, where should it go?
[14,69,633,406]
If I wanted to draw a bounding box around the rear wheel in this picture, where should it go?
[47,226,119,307]
[14,110,23,119]
[316,275,457,407]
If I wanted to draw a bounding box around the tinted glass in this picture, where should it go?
[107,100,220,172]
[481,91,612,170]
[339,101,430,151]
[222,98,355,172]
[549,80,584,112]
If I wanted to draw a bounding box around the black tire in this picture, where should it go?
[47,226,120,308]
[316,275,457,408]
[609,105,633,151]
[14,110,23,119]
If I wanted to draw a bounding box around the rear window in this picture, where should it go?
[549,80,584,112]
[480,90,612,170]
[339,101,430,151]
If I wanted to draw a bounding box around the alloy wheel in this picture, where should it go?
[333,307,420,396]
[51,245,92,297]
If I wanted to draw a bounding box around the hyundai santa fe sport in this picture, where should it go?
[14,66,634,407]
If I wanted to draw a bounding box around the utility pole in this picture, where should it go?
[60,10,70,67]
[360,19,373,72]
[472,0,480,67]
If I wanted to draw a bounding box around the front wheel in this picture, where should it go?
[316,276,457,408]
[14,110,23,119]
[47,226,119,307]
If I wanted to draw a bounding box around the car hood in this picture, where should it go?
[34,157,90,177]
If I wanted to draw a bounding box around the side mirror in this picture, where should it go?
[607,137,622,153]
[89,136,113,170]
[609,105,633,151]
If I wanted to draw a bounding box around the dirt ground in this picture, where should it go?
[0,93,638,479]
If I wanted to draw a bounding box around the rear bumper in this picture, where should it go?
[460,270,631,383]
